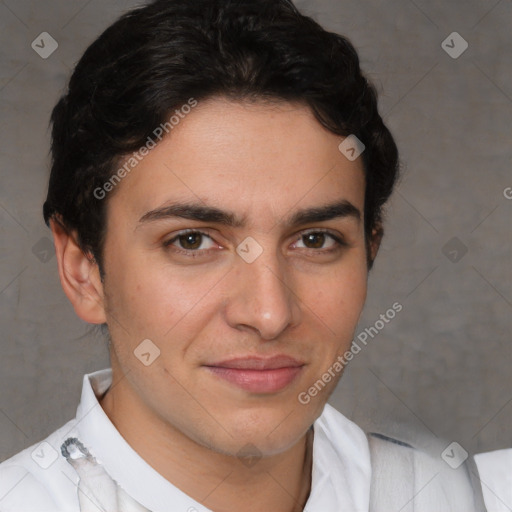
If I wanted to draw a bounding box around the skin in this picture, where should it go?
[51,97,380,512]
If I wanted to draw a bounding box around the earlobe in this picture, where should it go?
[50,218,106,324]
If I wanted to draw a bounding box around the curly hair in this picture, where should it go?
[43,0,399,272]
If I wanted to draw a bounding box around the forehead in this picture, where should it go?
[108,97,366,225]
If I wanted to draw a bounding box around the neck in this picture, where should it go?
[99,368,314,512]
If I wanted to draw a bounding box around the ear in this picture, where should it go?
[367,222,383,268]
[50,218,106,324]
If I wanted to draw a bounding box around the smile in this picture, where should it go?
[204,356,305,393]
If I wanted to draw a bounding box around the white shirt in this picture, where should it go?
[0,368,371,512]
[475,449,512,512]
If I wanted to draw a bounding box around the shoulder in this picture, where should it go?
[316,406,484,510]
[367,431,487,512]
[0,419,81,512]
[0,464,60,512]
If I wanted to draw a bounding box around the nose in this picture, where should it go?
[223,247,301,340]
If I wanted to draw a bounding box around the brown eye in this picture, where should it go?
[293,230,344,252]
[178,232,203,250]
[303,232,327,249]
[164,230,216,253]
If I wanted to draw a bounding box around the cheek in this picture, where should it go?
[305,258,368,331]
[102,251,172,338]
[103,253,221,344]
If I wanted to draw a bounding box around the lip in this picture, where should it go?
[204,355,305,393]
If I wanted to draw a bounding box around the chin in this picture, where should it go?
[211,409,313,457]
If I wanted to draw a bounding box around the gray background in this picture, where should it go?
[1,0,511,462]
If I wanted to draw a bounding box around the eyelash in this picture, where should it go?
[162,228,347,258]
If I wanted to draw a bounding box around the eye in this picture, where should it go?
[293,230,344,252]
[163,230,216,253]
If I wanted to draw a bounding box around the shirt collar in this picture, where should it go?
[307,402,371,512]
[74,368,370,512]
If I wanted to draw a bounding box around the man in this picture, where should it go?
[0,0,487,510]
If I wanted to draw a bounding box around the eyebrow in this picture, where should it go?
[137,199,361,229]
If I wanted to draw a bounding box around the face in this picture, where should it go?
[100,97,369,457]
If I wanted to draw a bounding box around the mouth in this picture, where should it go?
[204,355,305,394]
